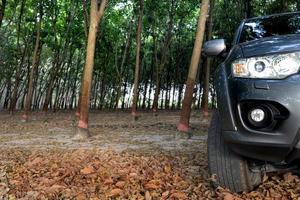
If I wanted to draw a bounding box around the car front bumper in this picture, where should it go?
[216,65,300,163]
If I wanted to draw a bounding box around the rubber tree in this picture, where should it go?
[42,1,76,112]
[202,0,214,117]
[244,0,252,18]
[115,16,134,110]
[177,0,210,132]
[131,0,144,117]
[75,0,107,139]
[23,3,43,121]
[152,0,175,113]
[9,0,26,113]
[0,0,6,28]
[76,0,91,117]
[82,0,89,38]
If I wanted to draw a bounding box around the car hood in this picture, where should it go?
[240,34,300,58]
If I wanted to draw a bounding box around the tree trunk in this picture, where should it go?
[42,51,60,111]
[0,0,7,28]
[9,0,27,112]
[171,83,176,109]
[244,0,252,19]
[202,0,214,117]
[152,1,175,113]
[177,84,183,109]
[3,80,11,109]
[10,42,28,112]
[76,0,107,139]
[82,0,89,38]
[177,0,210,132]
[202,59,211,116]
[121,72,129,109]
[70,56,81,109]
[151,34,159,112]
[115,16,134,110]
[23,7,43,121]
[147,65,153,110]
[131,0,144,117]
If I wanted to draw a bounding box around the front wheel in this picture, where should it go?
[207,111,262,192]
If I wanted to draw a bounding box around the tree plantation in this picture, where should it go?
[1,0,299,124]
[1,0,300,199]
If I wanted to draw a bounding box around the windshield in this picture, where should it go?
[239,12,300,43]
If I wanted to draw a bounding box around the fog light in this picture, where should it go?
[250,108,265,122]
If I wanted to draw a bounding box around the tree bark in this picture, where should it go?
[131,0,144,117]
[202,0,214,117]
[69,55,81,109]
[244,0,252,19]
[0,0,7,28]
[3,79,11,109]
[23,7,43,121]
[76,0,107,138]
[82,0,89,38]
[177,0,210,132]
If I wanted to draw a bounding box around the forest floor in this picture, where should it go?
[0,110,299,200]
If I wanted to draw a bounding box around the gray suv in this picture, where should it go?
[204,12,300,192]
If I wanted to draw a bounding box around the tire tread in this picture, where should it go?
[207,111,262,192]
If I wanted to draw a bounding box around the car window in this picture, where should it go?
[239,13,300,43]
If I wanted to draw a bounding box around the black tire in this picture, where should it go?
[207,111,262,193]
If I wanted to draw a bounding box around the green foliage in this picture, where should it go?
[0,0,298,110]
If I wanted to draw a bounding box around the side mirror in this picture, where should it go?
[203,39,226,56]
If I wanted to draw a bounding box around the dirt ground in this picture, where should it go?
[0,110,299,200]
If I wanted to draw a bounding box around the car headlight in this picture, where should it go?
[232,52,300,79]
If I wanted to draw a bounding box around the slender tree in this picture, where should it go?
[23,4,43,121]
[9,0,27,112]
[152,0,175,113]
[10,42,28,112]
[76,0,90,117]
[82,0,89,38]
[0,0,6,28]
[42,1,76,112]
[177,0,210,132]
[75,0,107,139]
[244,0,252,19]
[115,16,134,109]
[202,0,214,117]
[131,0,144,117]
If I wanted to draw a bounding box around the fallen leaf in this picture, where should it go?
[161,191,170,199]
[129,172,138,177]
[177,180,189,190]
[145,191,152,200]
[144,180,161,190]
[104,178,114,185]
[116,181,126,188]
[26,157,43,167]
[223,192,235,200]
[80,165,95,175]
[46,184,65,193]
[283,172,296,183]
[170,192,188,200]
[164,165,172,173]
[109,188,123,197]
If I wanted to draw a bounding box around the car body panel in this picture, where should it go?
[214,12,300,163]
